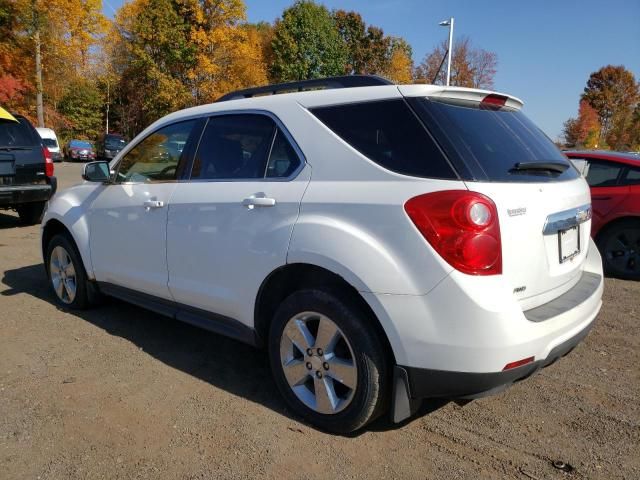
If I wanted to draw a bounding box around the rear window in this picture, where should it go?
[310,100,456,179]
[0,118,40,148]
[408,97,578,182]
[42,138,58,148]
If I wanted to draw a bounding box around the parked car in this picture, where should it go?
[36,127,62,162]
[1,114,56,224]
[42,76,603,433]
[96,133,127,160]
[63,139,96,162]
[565,150,639,280]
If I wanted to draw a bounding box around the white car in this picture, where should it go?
[41,76,603,433]
[36,127,62,162]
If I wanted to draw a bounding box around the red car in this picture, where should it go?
[565,150,640,280]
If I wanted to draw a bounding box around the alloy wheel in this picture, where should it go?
[279,311,358,415]
[49,245,77,304]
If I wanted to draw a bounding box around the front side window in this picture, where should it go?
[585,161,623,187]
[116,120,196,183]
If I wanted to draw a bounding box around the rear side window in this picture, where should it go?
[191,114,301,180]
[409,97,578,183]
[585,161,623,187]
[311,100,456,179]
[192,115,274,180]
[621,166,640,185]
[0,118,40,148]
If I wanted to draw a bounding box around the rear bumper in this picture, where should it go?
[0,178,56,206]
[401,318,594,400]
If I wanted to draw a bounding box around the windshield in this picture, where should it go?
[70,140,92,148]
[42,138,58,148]
[408,97,578,182]
[105,135,126,148]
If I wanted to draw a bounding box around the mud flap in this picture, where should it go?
[391,365,421,423]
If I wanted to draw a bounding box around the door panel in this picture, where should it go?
[89,183,176,297]
[166,168,310,326]
[88,119,199,298]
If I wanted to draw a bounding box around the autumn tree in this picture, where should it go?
[582,65,639,150]
[415,36,497,89]
[270,1,347,81]
[383,37,413,83]
[563,100,602,148]
[58,79,103,139]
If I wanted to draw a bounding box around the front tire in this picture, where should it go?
[269,289,389,433]
[596,219,640,280]
[46,233,99,309]
[16,201,46,225]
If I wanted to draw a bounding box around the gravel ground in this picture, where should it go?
[0,162,638,479]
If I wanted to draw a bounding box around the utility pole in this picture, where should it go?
[33,2,44,127]
[439,17,455,86]
[105,80,110,134]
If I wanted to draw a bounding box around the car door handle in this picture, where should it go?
[143,200,165,209]
[242,196,276,208]
[592,196,611,200]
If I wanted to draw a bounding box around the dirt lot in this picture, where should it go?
[1,162,638,479]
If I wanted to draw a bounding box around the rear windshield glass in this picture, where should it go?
[42,138,58,148]
[409,97,578,182]
[0,118,40,148]
[310,100,456,179]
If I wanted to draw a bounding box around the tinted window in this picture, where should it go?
[42,138,58,148]
[410,97,578,182]
[105,135,126,149]
[0,118,40,147]
[622,166,640,185]
[70,140,92,148]
[191,114,275,180]
[585,161,623,187]
[117,120,196,183]
[311,100,455,179]
[266,130,301,178]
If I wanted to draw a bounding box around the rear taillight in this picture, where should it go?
[43,146,54,177]
[404,190,502,275]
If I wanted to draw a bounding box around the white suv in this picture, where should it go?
[41,76,603,433]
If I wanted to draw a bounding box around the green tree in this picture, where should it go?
[58,79,103,140]
[270,1,347,81]
[582,65,639,150]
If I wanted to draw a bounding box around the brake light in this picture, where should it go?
[404,191,502,275]
[481,94,507,107]
[43,146,54,177]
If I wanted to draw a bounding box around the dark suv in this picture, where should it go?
[96,133,127,160]
[0,114,57,224]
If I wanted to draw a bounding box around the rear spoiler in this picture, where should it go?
[398,85,524,110]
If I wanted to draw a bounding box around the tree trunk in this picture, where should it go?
[34,28,44,127]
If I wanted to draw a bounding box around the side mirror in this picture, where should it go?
[82,161,111,182]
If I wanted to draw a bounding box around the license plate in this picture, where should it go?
[558,226,580,263]
[0,154,14,175]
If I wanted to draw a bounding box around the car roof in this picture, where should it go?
[36,127,57,136]
[147,83,524,140]
[564,150,640,167]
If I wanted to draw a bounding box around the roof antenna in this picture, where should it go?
[431,49,448,85]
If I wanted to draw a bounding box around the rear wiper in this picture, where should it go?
[510,161,569,174]
[0,146,32,151]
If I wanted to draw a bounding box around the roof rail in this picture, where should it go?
[216,75,394,102]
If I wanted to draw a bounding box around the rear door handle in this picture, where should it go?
[242,196,276,208]
[592,196,612,200]
[143,199,165,209]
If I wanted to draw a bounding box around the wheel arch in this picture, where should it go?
[41,217,93,279]
[254,262,397,364]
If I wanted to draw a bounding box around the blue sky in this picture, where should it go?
[102,0,640,140]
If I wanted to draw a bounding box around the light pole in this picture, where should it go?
[439,17,454,86]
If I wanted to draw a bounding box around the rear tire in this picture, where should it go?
[596,219,640,280]
[268,289,389,433]
[16,202,46,225]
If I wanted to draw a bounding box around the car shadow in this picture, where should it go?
[1,263,448,436]
[0,211,26,230]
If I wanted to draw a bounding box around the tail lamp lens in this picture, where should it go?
[43,146,54,177]
[404,191,502,275]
